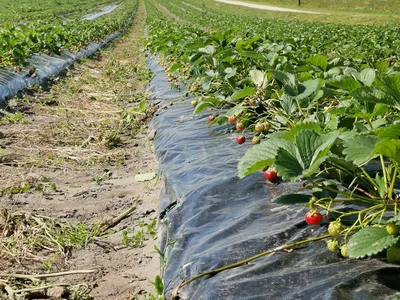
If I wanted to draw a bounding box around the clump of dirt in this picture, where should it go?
[0,1,162,299]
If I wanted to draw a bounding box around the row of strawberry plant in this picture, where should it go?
[0,0,137,68]
[159,0,400,64]
[146,0,400,263]
[0,0,118,23]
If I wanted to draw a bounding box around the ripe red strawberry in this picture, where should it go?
[16,66,22,72]
[236,135,245,144]
[248,99,256,106]
[236,122,244,131]
[208,115,215,122]
[264,168,278,183]
[228,116,236,124]
[305,211,323,225]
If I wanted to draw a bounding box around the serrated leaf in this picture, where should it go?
[297,79,323,101]
[201,76,212,90]
[342,135,380,165]
[249,69,264,88]
[230,86,255,101]
[281,122,321,142]
[272,193,311,204]
[240,51,264,60]
[226,103,245,117]
[355,68,375,86]
[237,137,292,178]
[370,118,388,130]
[373,139,400,164]
[307,54,328,71]
[275,148,304,180]
[193,102,216,114]
[375,61,389,74]
[169,63,182,73]
[326,76,362,92]
[352,86,398,107]
[383,74,400,94]
[295,130,323,169]
[376,123,400,139]
[199,45,216,55]
[272,70,296,88]
[348,227,399,259]
[224,67,236,79]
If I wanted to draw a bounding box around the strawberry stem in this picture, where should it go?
[171,233,331,299]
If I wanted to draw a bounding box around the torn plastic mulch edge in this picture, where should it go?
[147,54,400,300]
[0,3,137,105]
[81,3,123,21]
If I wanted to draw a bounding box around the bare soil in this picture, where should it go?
[0,1,161,299]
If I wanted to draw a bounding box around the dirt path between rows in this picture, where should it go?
[215,0,328,14]
[0,1,161,299]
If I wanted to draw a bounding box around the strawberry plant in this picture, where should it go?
[0,0,138,67]
[145,0,400,265]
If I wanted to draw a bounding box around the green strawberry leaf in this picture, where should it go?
[226,103,245,118]
[307,54,328,71]
[275,148,304,180]
[373,139,400,164]
[194,101,216,114]
[237,137,292,178]
[342,135,380,165]
[169,63,182,72]
[230,86,255,102]
[281,122,321,142]
[326,76,362,92]
[249,69,265,88]
[354,68,375,86]
[272,70,296,88]
[352,86,398,107]
[376,123,400,139]
[272,193,311,205]
[348,227,399,259]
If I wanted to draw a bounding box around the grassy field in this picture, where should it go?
[232,0,400,13]
[207,0,400,25]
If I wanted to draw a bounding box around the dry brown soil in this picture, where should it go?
[0,1,161,299]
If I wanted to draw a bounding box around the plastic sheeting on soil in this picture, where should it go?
[148,55,400,300]
[82,3,123,20]
[0,5,136,106]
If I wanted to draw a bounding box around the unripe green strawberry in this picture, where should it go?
[328,221,343,237]
[263,121,271,132]
[387,244,400,263]
[327,239,339,252]
[252,136,261,145]
[191,100,198,107]
[386,223,400,236]
[340,244,348,258]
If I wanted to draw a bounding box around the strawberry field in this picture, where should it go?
[144,0,400,298]
[2,0,400,298]
[0,0,137,67]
